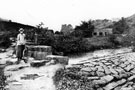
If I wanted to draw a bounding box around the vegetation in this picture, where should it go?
[0,16,133,54]
[0,32,12,48]
[74,20,94,38]
[0,20,35,48]
[0,65,6,90]
[112,17,129,34]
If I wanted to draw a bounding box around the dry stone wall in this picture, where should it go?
[56,52,135,90]
[27,45,52,60]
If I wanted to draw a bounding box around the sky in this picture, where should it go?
[0,0,135,31]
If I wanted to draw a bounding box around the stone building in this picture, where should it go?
[60,24,74,35]
[93,28,113,36]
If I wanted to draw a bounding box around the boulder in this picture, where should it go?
[30,60,50,67]
[45,55,69,65]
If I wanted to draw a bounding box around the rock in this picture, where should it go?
[97,88,104,90]
[90,71,96,76]
[120,63,126,68]
[114,86,121,90]
[96,71,105,77]
[100,75,114,83]
[30,60,49,67]
[124,61,130,66]
[128,75,135,81]
[91,67,98,72]
[102,65,111,75]
[104,62,112,66]
[84,63,94,67]
[120,87,133,90]
[124,64,134,71]
[78,71,90,76]
[93,75,114,85]
[81,67,92,72]
[87,76,100,80]
[97,66,104,72]
[114,86,122,90]
[45,55,69,65]
[93,79,107,85]
[20,74,41,80]
[114,67,125,76]
[131,69,135,74]
[109,68,118,75]
[104,79,126,90]
[113,60,119,65]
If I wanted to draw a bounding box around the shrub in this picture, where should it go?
[0,33,11,48]
[52,35,88,55]
[85,36,115,50]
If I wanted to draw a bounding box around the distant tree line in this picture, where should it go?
[0,17,131,54]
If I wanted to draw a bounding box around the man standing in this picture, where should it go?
[16,28,27,64]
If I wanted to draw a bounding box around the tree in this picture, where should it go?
[113,17,129,34]
[74,20,94,37]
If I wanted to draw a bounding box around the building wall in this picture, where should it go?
[61,24,74,35]
[93,28,113,36]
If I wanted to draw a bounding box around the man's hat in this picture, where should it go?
[19,28,24,32]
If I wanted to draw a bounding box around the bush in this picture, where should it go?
[85,36,115,50]
[0,33,11,48]
[0,65,7,90]
[53,35,87,55]
[38,34,88,55]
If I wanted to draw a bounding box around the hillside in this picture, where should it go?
[0,18,35,31]
[126,14,135,36]
[127,14,135,26]
[92,19,113,29]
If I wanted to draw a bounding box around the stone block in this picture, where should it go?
[96,71,105,77]
[102,65,111,75]
[45,55,69,65]
[100,75,114,83]
[128,75,135,81]
[30,60,50,67]
[81,67,92,72]
[87,76,100,80]
[104,79,126,90]
[27,45,52,60]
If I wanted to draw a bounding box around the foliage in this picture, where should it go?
[113,17,129,34]
[74,20,94,38]
[0,66,6,90]
[0,33,12,48]
[38,33,88,55]
[53,35,87,54]
[108,35,120,47]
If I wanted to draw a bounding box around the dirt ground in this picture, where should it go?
[0,47,132,90]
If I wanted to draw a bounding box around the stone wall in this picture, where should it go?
[27,45,52,60]
[56,51,135,90]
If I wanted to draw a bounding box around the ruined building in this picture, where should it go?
[92,19,113,36]
[93,28,113,36]
[60,24,74,35]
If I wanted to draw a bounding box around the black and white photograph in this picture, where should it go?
[0,0,135,90]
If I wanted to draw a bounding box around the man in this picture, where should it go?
[16,28,27,64]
